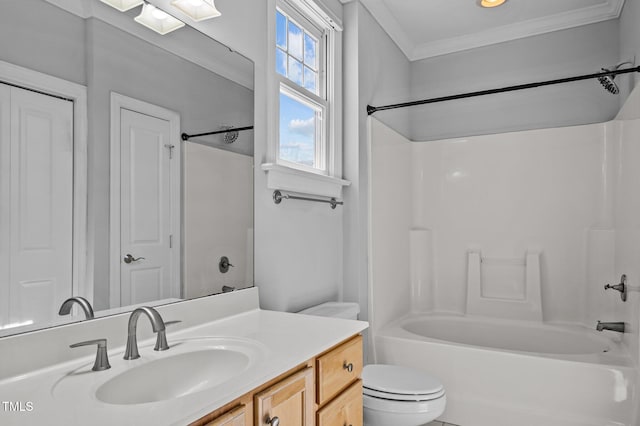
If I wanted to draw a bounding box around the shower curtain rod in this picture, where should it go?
[181,125,254,141]
[366,66,640,116]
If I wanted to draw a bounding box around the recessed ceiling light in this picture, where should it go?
[480,0,507,8]
[135,3,185,35]
[100,0,144,12]
[171,0,222,21]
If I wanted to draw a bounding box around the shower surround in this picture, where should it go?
[368,88,640,424]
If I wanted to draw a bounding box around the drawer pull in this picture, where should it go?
[343,362,354,373]
[266,416,280,426]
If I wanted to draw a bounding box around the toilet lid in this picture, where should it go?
[363,364,444,396]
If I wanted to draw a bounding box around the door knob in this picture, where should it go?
[265,416,279,426]
[123,254,145,264]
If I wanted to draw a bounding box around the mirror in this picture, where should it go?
[0,0,254,337]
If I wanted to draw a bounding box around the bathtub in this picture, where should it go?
[375,314,637,426]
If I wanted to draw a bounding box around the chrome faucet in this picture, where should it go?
[123,307,169,360]
[58,297,95,319]
[596,321,625,333]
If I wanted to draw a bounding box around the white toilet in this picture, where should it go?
[298,302,446,426]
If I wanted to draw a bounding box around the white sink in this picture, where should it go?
[96,337,266,405]
[53,337,267,406]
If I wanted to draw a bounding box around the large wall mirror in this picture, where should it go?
[0,0,254,337]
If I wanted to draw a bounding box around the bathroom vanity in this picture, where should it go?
[192,334,363,426]
[0,288,368,425]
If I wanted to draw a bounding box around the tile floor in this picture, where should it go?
[426,422,460,426]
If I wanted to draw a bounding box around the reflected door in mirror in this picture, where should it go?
[117,107,180,307]
[0,84,73,327]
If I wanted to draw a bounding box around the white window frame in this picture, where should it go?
[264,0,349,198]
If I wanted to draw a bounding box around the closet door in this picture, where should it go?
[2,84,74,326]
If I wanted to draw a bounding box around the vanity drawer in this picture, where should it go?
[316,335,362,405]
[317,379,363,426]
[204,405,248,426]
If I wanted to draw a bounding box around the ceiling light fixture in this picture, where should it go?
[480,0,507,8]
[135,2,185,35]
[171,0,222,21]
[99,0,144,12]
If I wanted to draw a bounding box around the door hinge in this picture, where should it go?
[169,234,173,248]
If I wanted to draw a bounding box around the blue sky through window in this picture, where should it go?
[279,92,316,167]
[277,8,322,169]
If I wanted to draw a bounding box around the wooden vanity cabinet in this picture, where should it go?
[255,367,314,426]
[192,334,362,426]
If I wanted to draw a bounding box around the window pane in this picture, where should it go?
[304,33,317,70]
[276,48,287,77]
[303,66,317,94]
[276,11,287,49]
[280,91,317,168]
[288,21,303,60]
[288,57,303,87]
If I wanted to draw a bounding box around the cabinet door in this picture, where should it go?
[205,405,247,426]
[317,380,363,426]
[255,367,314,426]
[317,335,362,405]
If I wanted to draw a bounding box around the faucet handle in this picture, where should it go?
[70,338,111,371]
[164,320,182,327]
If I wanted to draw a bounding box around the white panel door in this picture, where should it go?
[2,84,73,326]
[119,108,174,306]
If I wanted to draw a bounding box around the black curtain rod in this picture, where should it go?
[181,125,254,141]
[367,66,640,116]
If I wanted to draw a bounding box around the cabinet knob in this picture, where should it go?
[266,416,280,426]
[343,361,354,373]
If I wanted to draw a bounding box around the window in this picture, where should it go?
[275,1,330,174]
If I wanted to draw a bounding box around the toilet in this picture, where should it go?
[298,302,446,426]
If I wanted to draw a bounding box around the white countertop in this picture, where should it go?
[0,308,368,425]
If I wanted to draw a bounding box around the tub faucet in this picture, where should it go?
[596,321,625,333]
[124,307,169,360]
[58,297,95,319]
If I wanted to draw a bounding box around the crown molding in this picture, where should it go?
[361,0,625,62]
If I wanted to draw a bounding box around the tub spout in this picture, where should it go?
[596,321,625,333]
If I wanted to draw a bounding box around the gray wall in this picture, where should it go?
[0,0,85,85]
[342,1,411,341]
[409,19,621,141]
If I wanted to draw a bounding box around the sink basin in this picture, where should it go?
[95,338,265,405]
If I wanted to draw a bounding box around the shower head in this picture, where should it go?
[598,70,619,94]
[597,61,635,95]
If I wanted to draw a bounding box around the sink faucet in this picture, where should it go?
[124,307,169,360]
[596,321,625,333]
[58,297,95,319]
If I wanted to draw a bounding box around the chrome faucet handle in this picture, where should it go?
[70,339,111,371]
[604,274,627,302]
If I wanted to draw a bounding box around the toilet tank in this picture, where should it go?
[298,302,360,320]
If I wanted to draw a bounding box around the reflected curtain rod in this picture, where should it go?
[366,66,640,116]
[181,125,254,141]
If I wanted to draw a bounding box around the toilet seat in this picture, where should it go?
[363,364,444,402]
[363,386,445,402]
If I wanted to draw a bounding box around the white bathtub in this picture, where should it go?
[375,314,637,426]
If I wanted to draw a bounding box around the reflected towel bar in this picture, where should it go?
[273,190,343,209]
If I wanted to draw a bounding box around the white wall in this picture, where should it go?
[409,19,621,141]
[183,144,253,298]
[342,1,412,333]
[619,0,640,105]
[369,118,412,345]
[412,124,610,324]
